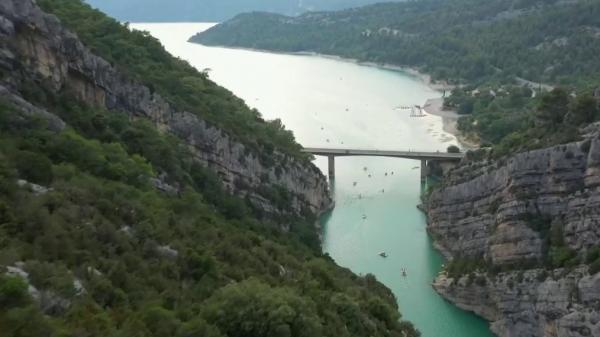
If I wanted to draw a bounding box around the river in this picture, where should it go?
[132,22,494,337]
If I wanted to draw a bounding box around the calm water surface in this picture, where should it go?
[133,22,494,337]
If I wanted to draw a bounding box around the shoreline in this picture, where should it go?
[188,41,456,91]
[423,97,479,150]
[290,52,457,92]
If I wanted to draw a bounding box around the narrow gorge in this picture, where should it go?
[3,1,600,337]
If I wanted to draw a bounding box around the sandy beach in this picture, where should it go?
[423,97,479,149]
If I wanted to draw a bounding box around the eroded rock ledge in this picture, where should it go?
[426,130,600,337]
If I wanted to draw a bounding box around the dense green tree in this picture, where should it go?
[0,276,29,308]
[0,277,55,337]
[447,145,460,153]
[570,94,599,126]
[201,279,322,337]
[14,151,53,186]
[179,318,224,337]
[141,306,181,337]
[2,305,55,337]
[537,88,570,127]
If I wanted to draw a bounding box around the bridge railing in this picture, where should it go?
[301,147,464,160]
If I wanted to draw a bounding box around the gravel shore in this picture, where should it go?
[423,97,479,149]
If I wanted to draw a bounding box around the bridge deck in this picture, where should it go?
[302,147,464,161]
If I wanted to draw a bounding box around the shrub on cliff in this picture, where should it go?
[445,257,486,278]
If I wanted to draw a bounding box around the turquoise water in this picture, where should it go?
[321,158,492,337]
[134,22,495,337]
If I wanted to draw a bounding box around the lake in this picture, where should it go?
[132,22,494,337]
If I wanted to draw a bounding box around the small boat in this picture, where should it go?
[401,268,407,277]
[368,174,372,178]
[362,214,367,220]
[353,182,357,186]
[379,252,388,258]
[363,167,368,171]
[412,166,419,170]
[385,172,388,176]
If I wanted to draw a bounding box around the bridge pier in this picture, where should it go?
[328,155,335,180]
[420,160,428,183]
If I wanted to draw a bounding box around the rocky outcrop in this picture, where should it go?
[426,132,600,337]
[17,179,53,195]
[0,84,65,132]
[434,267,600,337]
[5,262,85,315]
[0,0,331,217]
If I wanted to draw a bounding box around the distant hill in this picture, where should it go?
[84,0,405,22]
[192,0,600,87]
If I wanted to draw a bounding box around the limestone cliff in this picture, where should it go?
[426,128,600,337]
[0,0,331,217]
[433,267,600,337]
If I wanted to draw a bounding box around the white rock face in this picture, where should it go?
[156,245,179,259]
[17,180,53,195]
[427,134,600,337]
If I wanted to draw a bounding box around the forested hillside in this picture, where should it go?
[194,0,600,87]
[84,0,404,22]
[193,0,600,153]
[0,1,419,336]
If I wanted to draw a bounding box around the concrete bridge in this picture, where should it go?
[302,147,464,181]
